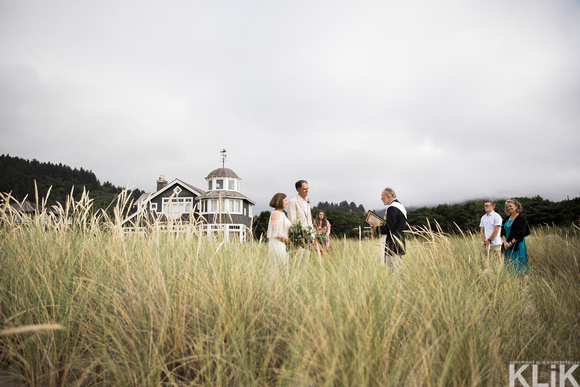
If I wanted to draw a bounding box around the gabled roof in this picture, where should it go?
[134,192,151,207]
[134,178,206,207]
[9,200,36,212]
[179,180,206,195]
[4,200,60,215]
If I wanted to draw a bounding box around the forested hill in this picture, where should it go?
[405,197,580,234]
[3,154,579,236]
[315,196,580,236]
[0,154,143,211]
[252,196,580,240]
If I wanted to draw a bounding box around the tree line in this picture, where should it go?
[407,196,580,233]
[3,154,578,237]
[316,200,366,214]
[252,196,580,240]
[252,200,369,239]
[0,154,144,215]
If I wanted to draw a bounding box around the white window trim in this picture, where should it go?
[209,178,240,192]
[201,198,243,214]
[162,197,193,218]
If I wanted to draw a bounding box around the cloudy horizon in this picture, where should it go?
[1,0,579,213]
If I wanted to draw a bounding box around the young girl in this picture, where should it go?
[313,211,331,252]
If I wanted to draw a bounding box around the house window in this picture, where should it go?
[216,179,223,189]
[228,180,236,190]
[208,181,213,190]
[150,203,157,212]
[205,199,218,213]
[201,199,215,213]
[201,200,217,213]
[162,197,193,218]
[225,199,241,214]
[202,199,242,214]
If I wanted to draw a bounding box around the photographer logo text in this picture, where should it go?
[509,362,578,387]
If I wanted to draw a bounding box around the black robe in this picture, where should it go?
[377,200,407,256]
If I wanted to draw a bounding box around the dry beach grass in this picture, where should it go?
[0,190,579,386]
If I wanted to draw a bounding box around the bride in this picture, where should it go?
[267,193,291,268]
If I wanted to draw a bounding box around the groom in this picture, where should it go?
[287,180,313,230]
[287,180,314,259]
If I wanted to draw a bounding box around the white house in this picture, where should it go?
[123,166,254,242]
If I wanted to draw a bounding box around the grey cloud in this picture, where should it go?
[1,0,579,213]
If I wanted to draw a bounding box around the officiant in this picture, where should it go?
[370,187,407,269]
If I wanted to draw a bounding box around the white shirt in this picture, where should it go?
[479,210,503,246]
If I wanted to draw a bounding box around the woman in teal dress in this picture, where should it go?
[501,198,531,274]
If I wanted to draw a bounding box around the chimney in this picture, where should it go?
[156,176,167,191]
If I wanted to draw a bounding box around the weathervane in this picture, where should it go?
[220,148,227,168]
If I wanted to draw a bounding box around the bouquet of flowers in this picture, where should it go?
[315,230,329,244]
[288,220,314,249]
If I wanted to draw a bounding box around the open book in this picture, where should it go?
[365,210,386,226]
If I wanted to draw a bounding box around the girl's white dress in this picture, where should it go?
[267,210,291,266]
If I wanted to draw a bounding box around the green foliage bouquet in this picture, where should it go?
[315,230,329,244]
[288,220,314,249]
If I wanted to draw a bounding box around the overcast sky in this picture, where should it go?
[1,0,579,213]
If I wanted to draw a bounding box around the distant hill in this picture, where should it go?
[398,197,580,233]
[0,154,143,213]
[315,196,580,235]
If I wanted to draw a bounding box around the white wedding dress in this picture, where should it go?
[267,210,291,267]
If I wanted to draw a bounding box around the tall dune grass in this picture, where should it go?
[0,190,578,386]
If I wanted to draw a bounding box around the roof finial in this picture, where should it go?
[220,148,227,168]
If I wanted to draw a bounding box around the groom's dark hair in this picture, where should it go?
[295,180,308,191]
